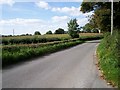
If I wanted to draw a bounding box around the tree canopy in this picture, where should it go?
[54,28,65,34]
[81,2,111,32]
[46,30,52,34]
[113,2,120,29]
[34,31,41,35]
[68,18,79,38]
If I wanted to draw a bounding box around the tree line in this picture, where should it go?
[80,1,120,33]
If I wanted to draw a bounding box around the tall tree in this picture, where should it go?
[80,2,111,33]
[113,2,120,29]
[68,18,79,38]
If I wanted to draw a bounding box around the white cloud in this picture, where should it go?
[35,1,50,10]
[52,16,70,22]
[0,0,15,6]
[0,18,44,26]
[35,1,82,16]
[52,6,82,16]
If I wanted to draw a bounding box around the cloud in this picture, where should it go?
[0,18,45,26]
[35,1,82,16]
[0,0,15,6]
[52,16,70,22]
[35,1,50,10]
[52,6,82,16]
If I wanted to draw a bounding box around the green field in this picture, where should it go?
[2,33,103,45]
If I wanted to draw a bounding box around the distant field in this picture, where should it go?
[2,33,103,45]
[79,33,103,36]
[2,33,102,39]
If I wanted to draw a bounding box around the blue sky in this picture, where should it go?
[0,0,93,35]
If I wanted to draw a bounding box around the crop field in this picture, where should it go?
[2,33,103,67]
[2,33,103,45]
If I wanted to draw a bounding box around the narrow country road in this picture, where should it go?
[2,40,112,88]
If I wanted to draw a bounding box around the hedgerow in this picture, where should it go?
[97,30,120,87]
[2,40,83,67]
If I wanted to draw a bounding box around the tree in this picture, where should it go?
[34,31,41,35]
[113,2,120,29]
[80,2,111,33]
[46,30,52,34]
[54,28,65,34]
[67,18,79,38]
[82,23,93,33]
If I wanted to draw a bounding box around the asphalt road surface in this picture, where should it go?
[2,40,112,88]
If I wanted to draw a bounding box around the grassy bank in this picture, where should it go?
[97,30,120,87]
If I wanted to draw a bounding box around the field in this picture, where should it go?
[2,33,103,45]
[2,33,103,67]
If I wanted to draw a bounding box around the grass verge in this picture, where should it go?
[97,30,120,88]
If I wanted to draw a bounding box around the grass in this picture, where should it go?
[97,30,120,87]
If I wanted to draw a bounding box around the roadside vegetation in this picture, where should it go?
[97,30,119,87]
[2,39,83,67]
[80,1,120,88]
[2,33,103,67]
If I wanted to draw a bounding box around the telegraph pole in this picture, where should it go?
[111,0,113,35]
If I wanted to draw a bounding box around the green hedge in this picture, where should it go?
[2,37,62,45]
[2,40,83,67]
[97,30,120,87]
[79,35,103,41]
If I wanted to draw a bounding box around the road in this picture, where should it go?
[2,40,112,88]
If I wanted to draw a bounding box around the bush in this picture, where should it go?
[34,31,41,35]
[54,28,65,34]
[46,31,52,34]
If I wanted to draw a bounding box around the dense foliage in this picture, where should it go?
[113,2,120,29]
[46,30,52,34]
[54,28,65,34]
[81,2,111,33]
[97,30,120,87]
[34,31,41,35]
[68,19,79,38]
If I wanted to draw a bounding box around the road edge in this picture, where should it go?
[93,44,116,88]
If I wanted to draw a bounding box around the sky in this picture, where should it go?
[0,0,93,35]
